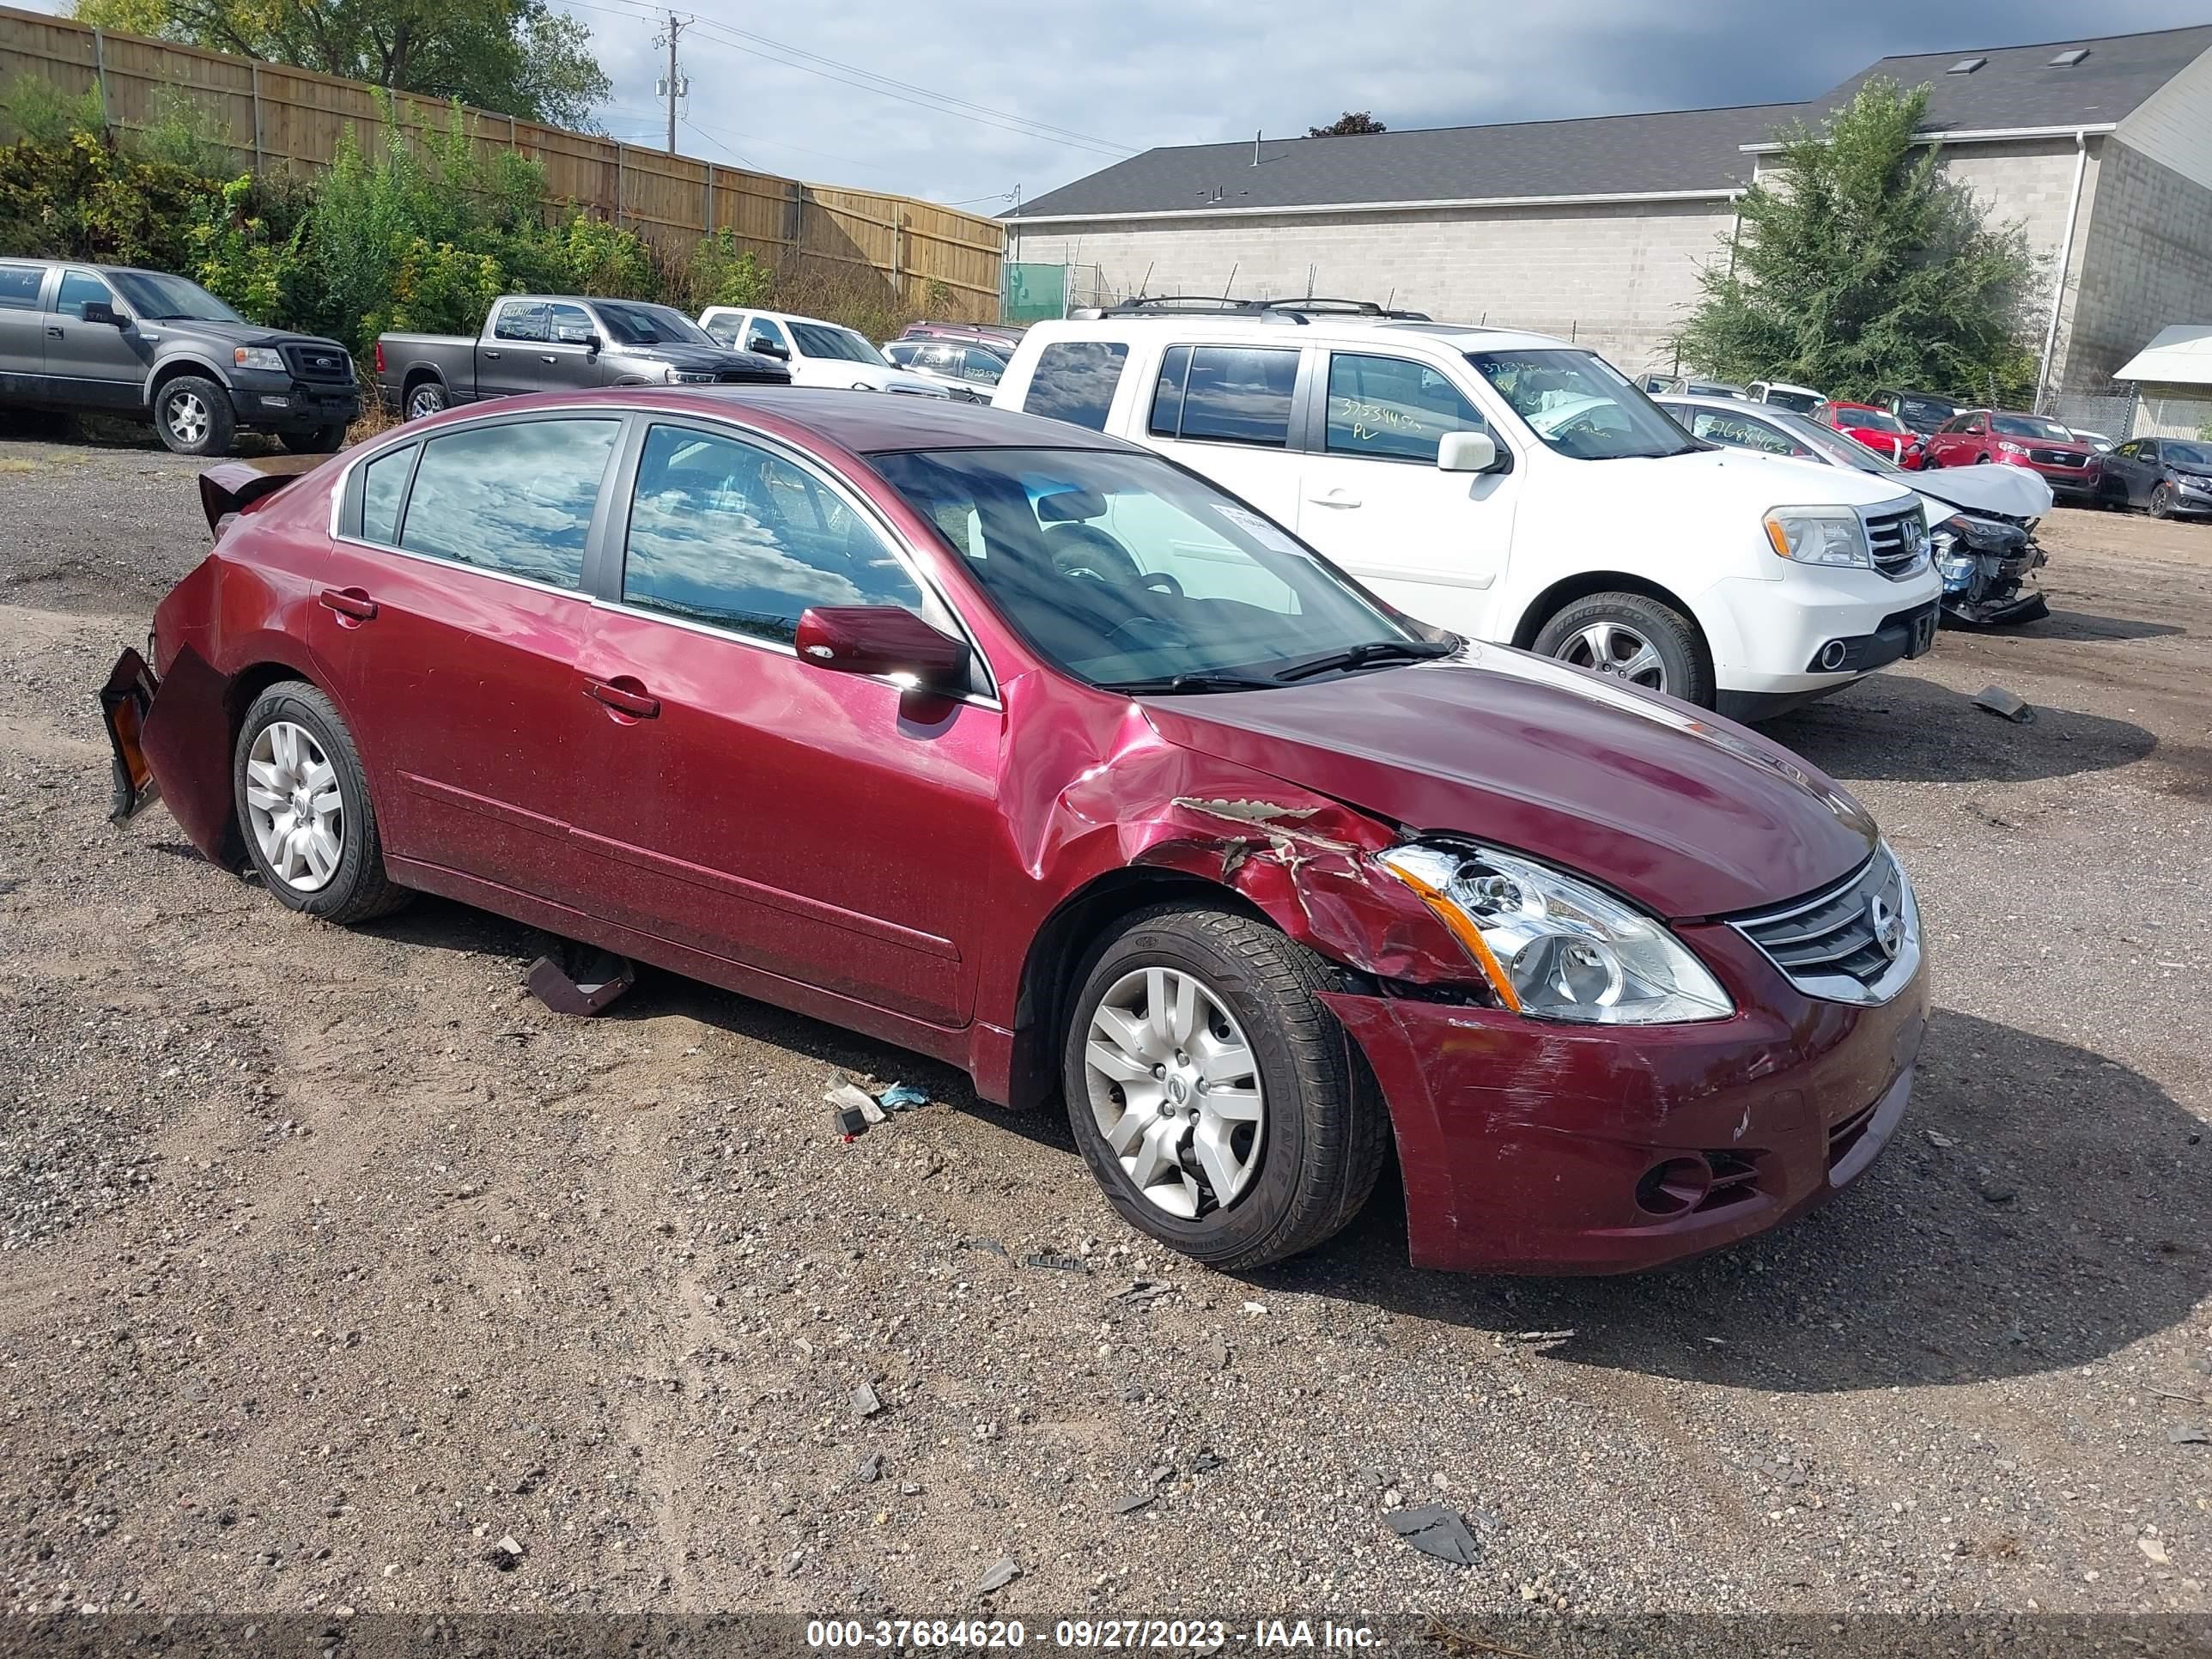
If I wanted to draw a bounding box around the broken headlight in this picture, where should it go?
[1378,842,1734,1024]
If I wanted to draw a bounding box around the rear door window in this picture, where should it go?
[492,301,550,343]
[1172,347,1298,447]
[398,417,620,589]
[1023,341,1128,430]
[0,264,42,310]
[960,346,1006,385]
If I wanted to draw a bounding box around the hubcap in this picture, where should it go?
[244,720,343,892]
[166,391,209,446]
[1083,967,1264,1219]
[1559,620,1668,690]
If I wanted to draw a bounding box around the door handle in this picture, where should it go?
[483,349,501,360]
[584,678,660,720]
[317,586,378,623]
[540,354,557,364]
[1305,489,1361,507]
[46,325,62,339]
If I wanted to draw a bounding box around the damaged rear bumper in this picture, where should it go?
[1322,925,1928,1275]
[98,648,161,825]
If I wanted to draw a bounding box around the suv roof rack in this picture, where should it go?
[1088,295,1433,324]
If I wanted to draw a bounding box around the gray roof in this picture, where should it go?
[1010,23,2212,222]
[1008,102,1799,220]
[1800,23,2212,139]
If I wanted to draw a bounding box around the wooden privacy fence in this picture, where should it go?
[0,3,1005,315]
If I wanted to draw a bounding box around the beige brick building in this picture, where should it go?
[1004,26,2212,415]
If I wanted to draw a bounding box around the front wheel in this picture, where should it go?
[1063,905,1387,1272]
[154,375,235,457]
[234,682,410,924]
[1531,592,1712,706]
[282,423,348,455]
[2151,482,2178,520]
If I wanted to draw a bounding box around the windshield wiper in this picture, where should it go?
[1102,670,1280,695]
[1270,637,1457,683]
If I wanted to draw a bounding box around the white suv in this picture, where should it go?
[993,312,1941,719]
[696,307,949,397]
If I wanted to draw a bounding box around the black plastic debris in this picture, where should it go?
[851,1382,884,1419]
[1023,1252,1088,1274]
[1117,1280,1179,1304]
[524,945,635,1016]
[832,1102,869,1139]
[1189,1450,1224,1475]
[1386,1504,1482,1566]
[484,1534,526,1572]
[1972,684,2034,723]
[976,1555,1019,1595]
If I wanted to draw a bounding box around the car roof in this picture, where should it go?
[1024,314,1567,353]
[1830,402,1883,413]
[1760,380,1823,394]
[649,385,1147,454]
[1661,392,1791,416]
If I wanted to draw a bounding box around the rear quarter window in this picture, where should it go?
[0,264,41,310]
[1023,341,1128,430]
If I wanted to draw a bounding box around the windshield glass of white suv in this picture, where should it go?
[110,270,244,324]
[595,301,717,347]
[1467,349,1700,460]
[791,322,889,367]
[1990,415,2073,442]
[870,447,1444,692]
[1761,388,1821,414]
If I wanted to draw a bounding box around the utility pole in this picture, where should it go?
[654,12,690,155]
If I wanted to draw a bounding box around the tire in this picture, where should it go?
[1531,591,1713,707]
[282,423,348,455]
[1062,903,1387,1272]
[153,374,235,457]
[2150,482,2177,520]
[233,681,410,925]
[404,379,450,421]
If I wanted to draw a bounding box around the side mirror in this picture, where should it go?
[582,332,603,356]
[82,301,125,327]
[750,339,792,360]
[1437,430,1500,473]
[794,606,970,696]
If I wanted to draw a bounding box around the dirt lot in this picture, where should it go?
[1,428,2209,1627]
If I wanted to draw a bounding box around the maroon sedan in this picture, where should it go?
[98,389,1925,1275]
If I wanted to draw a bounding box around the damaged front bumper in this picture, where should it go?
[1322,925,1928,1275]
[1939,541,2049,629]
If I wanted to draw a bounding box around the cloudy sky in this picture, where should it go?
[561,0,2212,207]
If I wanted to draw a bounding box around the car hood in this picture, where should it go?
[621,342,789,377]
[1141,645,1877,921]
[828,363,951,396]
[1633,446,1917,514]
[143,318,349,355]
[1915,462,2053,521]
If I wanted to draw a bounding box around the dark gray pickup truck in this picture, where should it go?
[0,258,361,455]
[374,295,790,419]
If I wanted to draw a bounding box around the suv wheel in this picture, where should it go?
[1532,592,1711,706]
[1062,904,1387,1272]
[234,682,410,924]
[155,375,234,457]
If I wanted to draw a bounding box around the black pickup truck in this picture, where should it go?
[374,295,789,418]
[0,258,361,455]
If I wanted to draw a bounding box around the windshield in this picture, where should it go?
[2166,441,2212,467]
[1896,396,1954,427]
[790,322,888,366]
[594,301,716,347]
[1760,387,1821,413]
[109,270,243,323]
[868,447,1432,690]
[1991,415,2073,441]
[1839,405,1905,433]
[1466,349,1700,459]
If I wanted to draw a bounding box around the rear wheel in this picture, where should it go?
[1532,592,1712,706]
[404,380,450,421]
[233,682,410,924]
[1062,904,1386,1272]
[154,375,234,457]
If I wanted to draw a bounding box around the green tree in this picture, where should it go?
[1673,79,2040,404]
[71,0,611,130]
[1307,111,1385,137]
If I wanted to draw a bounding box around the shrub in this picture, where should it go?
[686,229,774,313]
[130,86,238,178]
[0,75,105,147]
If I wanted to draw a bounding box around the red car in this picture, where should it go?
[1924,409,2101,501]
[1819,401,1926,469]
[97,389,1926,1276]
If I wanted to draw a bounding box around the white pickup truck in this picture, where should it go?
[992,307,1942,720]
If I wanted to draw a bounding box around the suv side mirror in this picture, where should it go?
[794,606,970,696]
[1437,430,1500,473]
[82,301,125,327]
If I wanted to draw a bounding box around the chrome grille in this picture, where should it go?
[1863,507,1928,580]
[1729,844,1919,1006]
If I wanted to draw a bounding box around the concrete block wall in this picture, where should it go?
[1006,197,1740,374]
[2069,141,2212,397]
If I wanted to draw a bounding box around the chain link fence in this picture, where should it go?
[2045,388,2139,442]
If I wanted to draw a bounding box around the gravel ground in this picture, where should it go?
[0,429,2207,1626]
